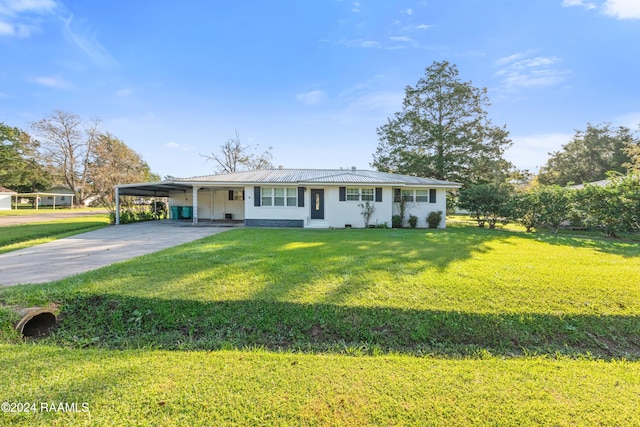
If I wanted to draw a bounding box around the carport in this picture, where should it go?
[16,192,75,209]
[115,181,245,225]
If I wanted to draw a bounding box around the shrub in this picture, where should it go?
[392,215,403,228]
[427,211,443,229]
[458,184,511,228]
[408,215,418,228]
[358,201,375,228]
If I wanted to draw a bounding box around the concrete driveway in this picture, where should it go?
[0,210,109,227]
[0,221,233,287]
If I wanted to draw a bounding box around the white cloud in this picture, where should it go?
[351,1,360,12]
[31,75,69,88]
[604,0,640,19]
[562,0,596,10]
[0,20,13,34]
[495,53,570,90]
[403,8,413,15]
[164,141,193,151]
[390,36,412,42]
[0,0,55,37]
[0,1,117,66]
[563,0,640,19]
[296,90,328,105]
[0,0,56,15]
[61,14,117,67]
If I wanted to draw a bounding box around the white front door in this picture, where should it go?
[197,190,212,220]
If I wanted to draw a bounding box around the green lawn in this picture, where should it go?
[0,207,106,216]
[1,225,639,425]
[0,216,110,254]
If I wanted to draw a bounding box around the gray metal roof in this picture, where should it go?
[177,169,461,187]
[115,169,461,196]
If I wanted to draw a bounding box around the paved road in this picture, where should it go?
[0,210,109,227]
[0,221,233,287]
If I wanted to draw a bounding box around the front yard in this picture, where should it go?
[0,225,639,425]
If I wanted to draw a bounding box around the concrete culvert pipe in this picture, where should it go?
[15,307,57,337]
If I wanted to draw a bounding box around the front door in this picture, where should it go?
[310,189,324,220]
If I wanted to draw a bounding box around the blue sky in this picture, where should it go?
[1,0,639,179]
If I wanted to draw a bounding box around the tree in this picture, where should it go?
[202,131,273,173]
[31,110,99,205]
[0,123,51,192]
[89,133,160,206]
[623,126,640,172]
[372,61,513,186]
[538,123,636,186]
[458,183,512,228]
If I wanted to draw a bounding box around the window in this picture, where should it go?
[274,188,285,206]
[415,190,428,202]
[401,190,414,202]
[361,188,374,201]
[261,187,297,207]
[346,188,360,201]
[287,189,297,207]
[262,188,273,206]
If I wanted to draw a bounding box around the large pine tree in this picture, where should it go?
[372,61,512,186]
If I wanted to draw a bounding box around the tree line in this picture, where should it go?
[1,110,159,206]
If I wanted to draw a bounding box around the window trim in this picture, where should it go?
[393,188,434,203]
[259,186,298,208]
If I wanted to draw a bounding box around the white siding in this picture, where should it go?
[0,194,12,210]
[170,185,449,228]
[323,186,393,228]
[392,187,448,228]
[245,185,394,228]
[169,188,246,220]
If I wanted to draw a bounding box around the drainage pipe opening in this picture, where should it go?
[15,307,57,337]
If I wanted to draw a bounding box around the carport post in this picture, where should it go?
[192,186,198,225]
[115,187,120,225]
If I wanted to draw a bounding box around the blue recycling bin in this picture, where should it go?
[181,206,193,219]
[170,206,181,220]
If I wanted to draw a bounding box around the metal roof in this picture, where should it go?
[115,169,461,196]
[178,169,461,186]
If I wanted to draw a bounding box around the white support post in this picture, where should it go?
[115,187,121,225]
[192,186,198,225]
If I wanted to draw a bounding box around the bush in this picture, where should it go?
[458,184,511,228]
[408,215,418,228]
[392,215,403,228]
[427,211,443,229]
[110,205,165,225]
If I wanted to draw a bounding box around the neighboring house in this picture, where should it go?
[115,169,461,228]
[567,179,611,190]
[39,187,74,207]
[0,186,17,210]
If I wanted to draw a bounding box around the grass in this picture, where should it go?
[0,215,110,254]
[0,225,639,425]
[0,206,106,216]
